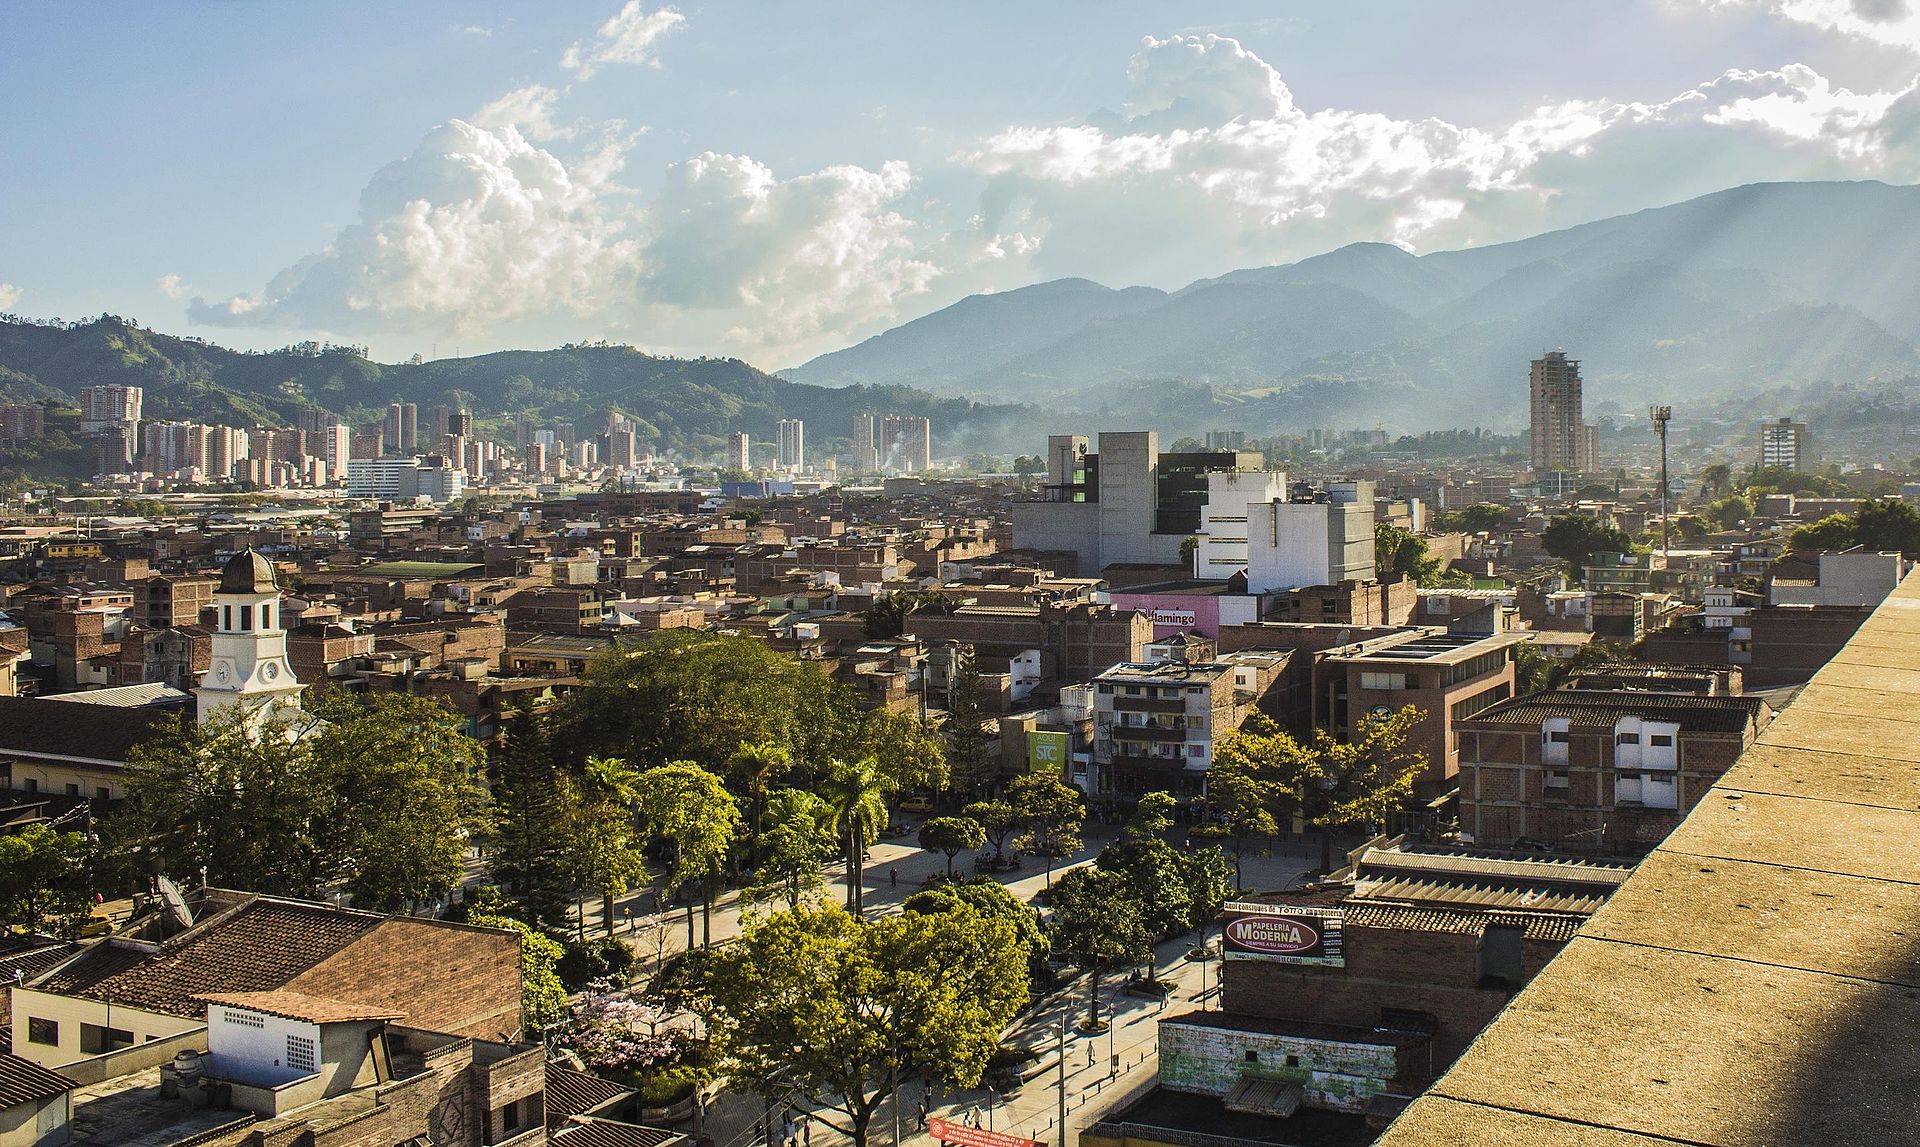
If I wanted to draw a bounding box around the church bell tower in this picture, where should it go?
[196,549,304,727]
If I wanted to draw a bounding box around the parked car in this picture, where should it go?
[899,795,935,814]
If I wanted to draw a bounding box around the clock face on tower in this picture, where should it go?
[215,663,231,685]
[263,663,280,682]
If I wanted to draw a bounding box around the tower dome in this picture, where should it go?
[219,550,278,594]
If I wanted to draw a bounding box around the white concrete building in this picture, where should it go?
[1245,481,1377,593]
[1195,469,1291,577]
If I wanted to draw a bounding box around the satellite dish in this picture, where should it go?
[155,875,194,933]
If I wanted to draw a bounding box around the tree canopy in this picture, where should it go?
[1542,512,1637,579]
[706,902,1030,1147]
[1375,522,1443,585]
[1787,498,1920,558]
[0,825,94,937]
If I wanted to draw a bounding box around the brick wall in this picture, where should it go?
[1221,925,1565,1066]
[1159,1018,1407,1113]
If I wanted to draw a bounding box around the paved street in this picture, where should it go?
[577,823,1325,1147]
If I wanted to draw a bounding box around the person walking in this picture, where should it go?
[889,865,898,887]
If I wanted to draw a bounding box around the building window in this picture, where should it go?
[1616,733,1640,745]
[1478,923,1526,988]
[80,1023,134,1055]
[95,787,109,800]
[21,778,36,793]
[1244,1050,1259,1063]
[1545,770,1569,791]
[239,605,252,630]
[1285,1054,1300,1067]
[1650,734,1673,747]
[27,1017,57,1046]
[64,783,79,797]
[1547,731,1569,743]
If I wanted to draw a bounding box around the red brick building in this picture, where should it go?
[1457,690,1771,850]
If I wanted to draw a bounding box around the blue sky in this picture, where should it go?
[5,1,1920,369]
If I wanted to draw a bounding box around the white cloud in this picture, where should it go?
[960,34,1920,281]
[638,152,942,356]
[189,118,638,334]
[0,283,20,311]
[562,2,684,79]
[158,274,191,300]
[453,23,494,37]
[473,84,573,142]
[1690,0,1920,51]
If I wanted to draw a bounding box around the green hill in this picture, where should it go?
[0,317,1034,462]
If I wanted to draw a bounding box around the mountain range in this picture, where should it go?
[0,317,1034,464]
[786,180,1920,431]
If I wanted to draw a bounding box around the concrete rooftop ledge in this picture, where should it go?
[1377,569,1920,1146]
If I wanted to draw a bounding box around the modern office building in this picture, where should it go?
[728,431,752,472]
[1015,431,1266,572]
[1528,350,1594,474]
[1194,469,1293,575]
[1759,416,1809,471]
[385,402,418,453]
[777,418,805,472]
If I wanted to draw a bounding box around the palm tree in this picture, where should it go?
[579,755,641,935]
[728,740,793,869]
[820,757,889,915]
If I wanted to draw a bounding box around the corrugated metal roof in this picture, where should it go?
[1459,689,1767,733]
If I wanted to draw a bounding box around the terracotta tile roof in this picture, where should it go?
[35,898,383,1017]
[0,1053,75,1106]
[197,989,405,1024]
[546,1064,633,1126]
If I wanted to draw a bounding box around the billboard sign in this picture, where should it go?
[929,1118,1041,1147]
[1027,730,1070,775]
[1222,904,1345,966]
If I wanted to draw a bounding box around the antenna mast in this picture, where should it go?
[1648,405,1672,559]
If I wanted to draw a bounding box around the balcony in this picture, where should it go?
[1106,749,1195,772]
[1110,723,1190,743]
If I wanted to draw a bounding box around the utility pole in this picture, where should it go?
[1649,405,1672,560]
[1056,1013,1068,1144]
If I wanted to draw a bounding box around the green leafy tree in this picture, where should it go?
[707,902,1030,1147]
[1124,791,1177,840]
[1048,867,1153,1027]
[0,825,94,937]
[308,691,490,913]
[902,880,1049,972]
[1195,761,1277,889]
[564,755,648,939]
[1703,493,1753,531]
[751,788,836,908]
[1433,503,1506,533]
[1788,498,1920,558]
[487,710,574,930]
[1375,522,1443,585]
[820,758,889,914]
[1542,512,1637,580]
[1696,462,1733,501]
[1210,708,1428,872]
[632,762,741,947]
[1007,772,1085,886]
[469,912,568,1035]
[550,630,859,775]
[857,710,948,816]
[961,798,1020,861]
[117,709,334,898]
[918,816,986,878]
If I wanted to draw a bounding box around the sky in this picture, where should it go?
[6,0,1920,371]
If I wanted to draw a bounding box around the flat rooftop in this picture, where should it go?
[1334,631,1524,664]
[1378,568,1920,1145]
